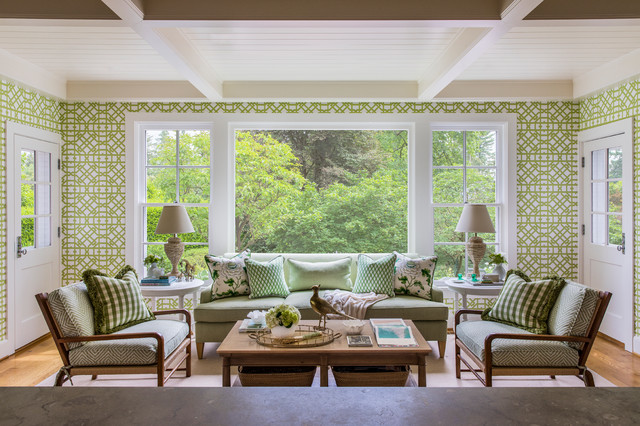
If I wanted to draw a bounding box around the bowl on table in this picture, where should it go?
[343,320,366,335]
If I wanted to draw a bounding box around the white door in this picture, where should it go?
[579,118,633,351]
[1,122,61,356]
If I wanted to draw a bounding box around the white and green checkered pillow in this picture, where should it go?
[482,273,566,334]
[393,252,437,300]
[246,256,290,299]
[83,266,154,334]
[352,253,397,297]
[205,250,251,300]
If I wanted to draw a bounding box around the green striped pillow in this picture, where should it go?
[481,273,566,334]
[83,266,154,334]
[352,253,397,297]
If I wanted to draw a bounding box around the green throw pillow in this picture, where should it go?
[481,273,566,334]
[352,253,397,297]
[393,252,437,300]
[205,250,251,300]
[82,266,154,334]
[287,258,352,291]
[246,256,290,299]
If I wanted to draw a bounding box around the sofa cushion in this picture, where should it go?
[82,266,154,334]
[48,283,95,349]
[194,296,286,323]
[393,252,437,300]
[548,281,599,349]
[456,320,579,367]
[287,257,352,291]
[68,319,189,366]
[481,273,566,334]
[246,256,290,299]
[205,250,251,300]
[352,253,396,296]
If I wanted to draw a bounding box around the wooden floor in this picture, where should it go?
[1,333,639,387]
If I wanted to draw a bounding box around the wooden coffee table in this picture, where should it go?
[217,319,432,387]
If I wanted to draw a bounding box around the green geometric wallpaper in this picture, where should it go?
[0,78,594,340]
[580,78,640,334]
[0,79,61,339]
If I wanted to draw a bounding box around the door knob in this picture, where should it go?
[16,236,27,258]
[616,233,626,254]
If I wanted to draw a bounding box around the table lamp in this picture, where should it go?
[155,205,194,277]
[455,204,495,278]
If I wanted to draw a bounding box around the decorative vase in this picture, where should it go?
[270,323,298,338]
[492,263,507,282]
[147,263,163,279]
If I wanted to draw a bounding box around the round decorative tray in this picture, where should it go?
[249,324,341,348]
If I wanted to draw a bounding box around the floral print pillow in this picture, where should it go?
[393,252,437,300]
[205,250,251,300]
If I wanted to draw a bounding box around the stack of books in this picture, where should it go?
[140,276,177,286]
[370,318,418,347]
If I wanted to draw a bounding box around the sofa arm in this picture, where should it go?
[199,284,212,304]
[432,286,444,303]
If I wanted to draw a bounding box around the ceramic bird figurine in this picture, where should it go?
[310,285,356,328]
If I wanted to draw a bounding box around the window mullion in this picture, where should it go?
[175,130,180,203]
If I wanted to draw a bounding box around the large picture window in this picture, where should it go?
[141,127,211,278]
[432,128,501,279]
[234,129,408,253]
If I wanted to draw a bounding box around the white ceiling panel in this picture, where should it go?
[0,25,182,80]
[459,25,640,80]
[181,24,461,81]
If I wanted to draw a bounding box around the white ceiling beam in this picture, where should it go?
[436,80,573,101]
[101,0,223,100]
[417,0,544,100]
[66,80,206,101]
[223,81,418,100]
[0,47,66,99]
[573,47,640,99]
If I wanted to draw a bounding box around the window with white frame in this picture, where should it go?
[140,126,212,279]
[432,127,502,279]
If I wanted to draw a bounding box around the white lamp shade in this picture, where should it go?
[455,204,496,234]
[155,205,194,234]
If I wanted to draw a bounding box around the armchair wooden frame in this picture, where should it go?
[454,290,611,387]
[36,292,192,387]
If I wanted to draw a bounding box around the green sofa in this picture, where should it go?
[194,253,449,359]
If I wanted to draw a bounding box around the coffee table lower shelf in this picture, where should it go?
[217,320,431,387]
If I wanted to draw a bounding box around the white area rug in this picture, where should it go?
[38,334,614,387]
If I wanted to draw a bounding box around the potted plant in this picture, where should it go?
[488,253,507,281]
[143,254,163,278]
[265,304,300,338]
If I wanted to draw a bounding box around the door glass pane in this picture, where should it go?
[466,131,496,166]
[591,214,606,245]
[146,168,176,203]
[466,168,496,203]
[21,218,34,247]
[36,151,51,182]
[21,184,34,215]
[36,184,51,215]
[432,131,463,166]
[434,244,466,280]
[146,130,177,166]
[608,215,622,246]
[179,168,210,203]
[591,182,606,212]
[591,149,605,180]
[21,150,34,181]
[433,169,463,203]
[36,216,51,248]
[608,147,622,179]
[179,130,210,166]
[608,181,622,213]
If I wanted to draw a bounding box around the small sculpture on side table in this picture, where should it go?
[180,259,195,282]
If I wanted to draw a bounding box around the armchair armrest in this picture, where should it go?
[484,333,591,356]
[59,331,163,344]
[455,309,483,326]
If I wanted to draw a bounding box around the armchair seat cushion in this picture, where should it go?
[456,320,579,367]
[68,319,189,366]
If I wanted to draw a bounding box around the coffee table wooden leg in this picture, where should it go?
[320,356,328,387]
[222,357,231,387]
[418,355,426,387]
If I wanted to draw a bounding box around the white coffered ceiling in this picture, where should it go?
[0,0,639,101]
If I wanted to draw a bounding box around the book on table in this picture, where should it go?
[369,318,418,347]
[238,319,267,332]
[140,276,177,286]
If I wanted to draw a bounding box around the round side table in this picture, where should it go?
[140,278,205,325]
[443,278,503,318]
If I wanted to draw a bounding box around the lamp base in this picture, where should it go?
[467,236,487,277]
[164,236,184,277]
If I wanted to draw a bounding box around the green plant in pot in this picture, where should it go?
[488,253,507,282]
[143,254,164,278]
[266,304,300,338]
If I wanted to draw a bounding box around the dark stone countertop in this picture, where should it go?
[0,387,638,425]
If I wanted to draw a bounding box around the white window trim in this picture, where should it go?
[126,112,516,275]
